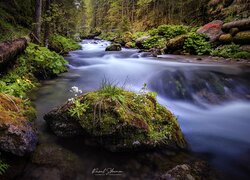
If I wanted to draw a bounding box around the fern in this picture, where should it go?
[0,160,9,175]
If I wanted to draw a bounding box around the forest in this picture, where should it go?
[0,0,250,179]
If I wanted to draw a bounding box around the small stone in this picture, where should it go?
[186,174,195,180]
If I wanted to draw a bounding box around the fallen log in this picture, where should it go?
[222,19,250,32]
[0,38,28,74]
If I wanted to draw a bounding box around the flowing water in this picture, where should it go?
[22,40,250,179]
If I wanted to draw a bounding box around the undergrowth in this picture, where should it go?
[49,35,81,54]
[0,43,67,98]
[211,43,250,59]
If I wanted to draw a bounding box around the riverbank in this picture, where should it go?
[0,35,81,177]
[97,19,250,63]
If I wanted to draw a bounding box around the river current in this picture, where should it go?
[22,40,250,179]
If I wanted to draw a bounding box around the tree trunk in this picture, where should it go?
[34,0,42,43]
[0,38,28,73]
[44,0,51,47]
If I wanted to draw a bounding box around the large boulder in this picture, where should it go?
[197,20,224,42]
[44,87,187,152]
[135,35,151,49]
[105,43,122,51]
[0,93,37,156]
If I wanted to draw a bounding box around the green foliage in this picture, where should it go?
[150,25,191,40]
[49,35,81,54]
[0,0,35,42]
[142,36,166,49]
[99,32,119,41]
[184,32,212,55]
[69,99,89,118]
[24,43,67,76]
[211,44,250,59]
[132,32,148,40]
[0,43,67,98]
[0,160,9,175]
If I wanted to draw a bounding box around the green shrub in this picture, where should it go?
[99,32,119,41]
[142,36,166,49]
[150,25,191,40]
[49,35,81,54]
[132,31,149,40]
[24,43,67,77]
[211,43,250,59]
[184,32,212,55]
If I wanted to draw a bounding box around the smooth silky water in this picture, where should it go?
[22,40,250,179]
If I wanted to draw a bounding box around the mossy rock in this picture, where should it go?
[229,28,239,36]
[105,43,122,51]
[165,35,189,54]
[233,31,250,44]
[44,88,187,152]
[219,33,232,43]
[0,93,37,156]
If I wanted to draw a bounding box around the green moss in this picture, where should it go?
[233,31,250,44]
[49,35,81,54]
[219,34,232,43]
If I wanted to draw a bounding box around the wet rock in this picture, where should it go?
[197,20,224,42]
[240,45,250,52]
[136,35,151,49]
[44,88,187,152]
[21,144,83,180]
[158,161,213,180]
[150,48,162,57]
[105,43,122,51]
[0,93,37,156]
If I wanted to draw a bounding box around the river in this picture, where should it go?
[22,40,250,179]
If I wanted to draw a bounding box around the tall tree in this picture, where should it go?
[34,0,42,42]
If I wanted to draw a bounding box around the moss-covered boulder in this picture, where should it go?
[0,93,37,156]
[44,86,186,152]
[165,35,189,54]
[219,33,233,43]
[105,43,122,51]
[233,31,250,44]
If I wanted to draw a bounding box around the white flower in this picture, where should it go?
[68,98,75,103]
